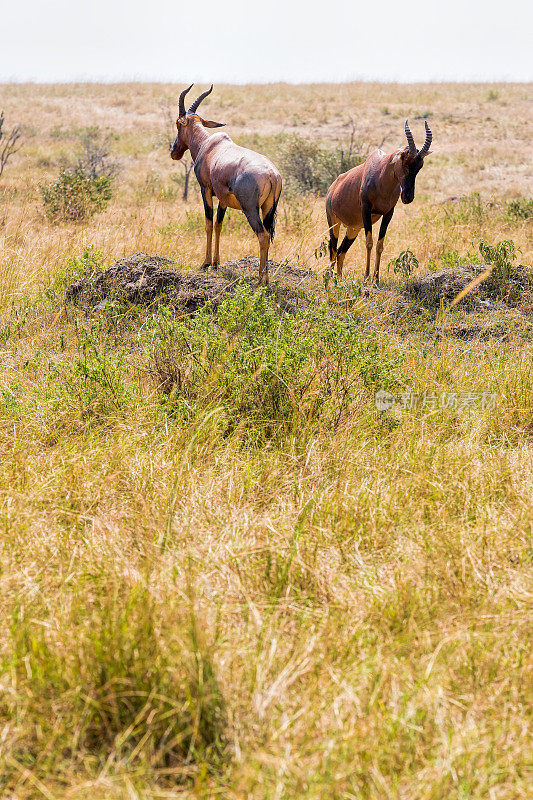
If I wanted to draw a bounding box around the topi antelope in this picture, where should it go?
[171,84,282,285]
[326,120,432,283]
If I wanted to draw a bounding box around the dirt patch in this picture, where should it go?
[405,263,533,310]
[65,253,533,340]
[66,252,322,315]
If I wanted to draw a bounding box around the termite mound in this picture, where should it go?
[66,252,321,316]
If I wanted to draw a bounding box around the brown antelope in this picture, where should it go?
[326,120,432,283]
[171,84,282,285]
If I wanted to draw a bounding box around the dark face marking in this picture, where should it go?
[401,154,424,205]
[170,122,188,160]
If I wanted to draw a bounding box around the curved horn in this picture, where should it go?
[417,120,433,158]
[187,84,213,115]
[178,84,193,118]
[404,119,417,157]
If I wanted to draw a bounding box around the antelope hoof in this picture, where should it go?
[200,261,211,271]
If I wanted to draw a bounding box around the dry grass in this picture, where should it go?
[0,82,532,798]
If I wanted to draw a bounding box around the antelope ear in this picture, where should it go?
[201,119,226,128]
[422,150,433,158]
[391,152,401,164]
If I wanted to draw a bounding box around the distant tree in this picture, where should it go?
[0,111,23,180]
[70,127,120,180]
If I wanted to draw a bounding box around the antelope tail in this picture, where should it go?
[263,195,280,242]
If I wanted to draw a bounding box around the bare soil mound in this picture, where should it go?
[66,252,321,314]
[405,263,533,310]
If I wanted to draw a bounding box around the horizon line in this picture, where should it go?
[1,77,531,86]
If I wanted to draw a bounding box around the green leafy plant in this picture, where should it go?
[147,285,402,443]
[505,197,533,223]
[443,192,487,226]
[41,127,118,222]
[388,249,419,283]
[42,170,113,222]
[426,246,479,273]
[278,129,364,195]
[479,239,517,286]
[476,238,528,304]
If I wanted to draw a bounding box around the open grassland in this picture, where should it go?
[0,82,532,798]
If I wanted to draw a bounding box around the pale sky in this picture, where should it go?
[1,0,531,83]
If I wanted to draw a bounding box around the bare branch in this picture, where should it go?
[0,111,24,179]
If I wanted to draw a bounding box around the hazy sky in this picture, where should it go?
[1,0,531,83]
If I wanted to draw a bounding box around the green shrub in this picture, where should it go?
[478,239,523,299]
[279,133,364,195]
[148,285,402,443]
[388,249,419,283]
[443,192,487,226]
[41,127,118,222]
[41,169,113,221]
[426,247,479,272]
[505,197,533,223]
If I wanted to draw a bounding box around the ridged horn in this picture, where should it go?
[178,84,193,118]
[418,120,433,158]
[187,84,213,115]
[404,119,417,157]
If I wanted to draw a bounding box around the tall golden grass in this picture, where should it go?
[0,81,531,798]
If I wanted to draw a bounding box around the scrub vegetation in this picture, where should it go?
[0,81,531,799]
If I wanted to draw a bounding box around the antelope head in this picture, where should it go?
[170,84,225,160]
[391,120,433,204]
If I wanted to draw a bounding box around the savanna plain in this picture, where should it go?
[0,82,532,799]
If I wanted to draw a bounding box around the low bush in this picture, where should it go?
[426,247,479,272]
[148,285,402,443]
[505,196,533,223]
[443,192,488,225]
[0,109,23,180]
[279,133,364,195]
[41,127,118,222]
[388,249,419,283]
[41,169,113,221]
[478,238,526,301]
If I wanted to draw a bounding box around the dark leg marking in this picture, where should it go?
[362,200,373,237]
[338,235,356,255]
[213,203,226,267]
[216,203,227,225]
[200,186,213,221]
[378,207,394,241]
[373,208,395,284]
